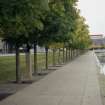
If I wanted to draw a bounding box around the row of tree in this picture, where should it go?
[0,0,91,83]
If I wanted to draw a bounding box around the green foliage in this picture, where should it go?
[0,0,91,48]
[0,0,91,82]
[72,16,91,49]
[0,0,49,46]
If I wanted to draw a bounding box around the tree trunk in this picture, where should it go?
[8,44,13,53]
[16,46,21,83]
[66,48,68,62]
[53,49,56,66]
[68,47,70,61]
[34,42,37,74]
[72,49,74,59]
[6,42,8,54]
[76,49,78,56]
[71,48,73,59]
[45,47,48,70]
[75,49,76,57]
[58,48,61,64]
[26,45,33,81]
[78,49,80,55]
[63,47,65,63]
[74,49,76,58]
[75,49,77,57]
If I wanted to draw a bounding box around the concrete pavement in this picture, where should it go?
[0,51,102,105]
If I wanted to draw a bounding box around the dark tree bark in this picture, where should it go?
[63,47,65,63]
[53,48,56,66]
[25,44,33,80]
[76,49,78,56]
[34,42,37,74]
[5,42,8,54]
[8,44,14,53]
[74,49,76,57]
[15,46,21,83]
[58,48,61,64]
[72,49,74,59]
[75,49,77,57]
[66,47,68,62]
[70,48,73,60]
[68,47,70,61]
[45,47,48,70]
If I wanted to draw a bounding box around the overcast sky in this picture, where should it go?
[78,0,105,35]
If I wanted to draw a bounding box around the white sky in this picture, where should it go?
[78,0,105,35]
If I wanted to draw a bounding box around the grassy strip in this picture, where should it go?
[0,51,64,83]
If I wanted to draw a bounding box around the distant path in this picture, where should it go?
[0,51,102,105]
[0,52,44,57]
[0,53,15,57]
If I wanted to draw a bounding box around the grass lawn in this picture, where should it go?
[0,51,64,83]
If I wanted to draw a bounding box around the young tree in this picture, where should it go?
[0,0,49,82]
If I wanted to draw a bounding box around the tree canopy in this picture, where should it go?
[0,0,91,82]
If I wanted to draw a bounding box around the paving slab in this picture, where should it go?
[0,51,102,105]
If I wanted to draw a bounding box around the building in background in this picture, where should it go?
[0,37,16,54]
[0,38,45,54]
[90,34,105,49]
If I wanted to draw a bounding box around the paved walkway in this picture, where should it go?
[0,51,102,105]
